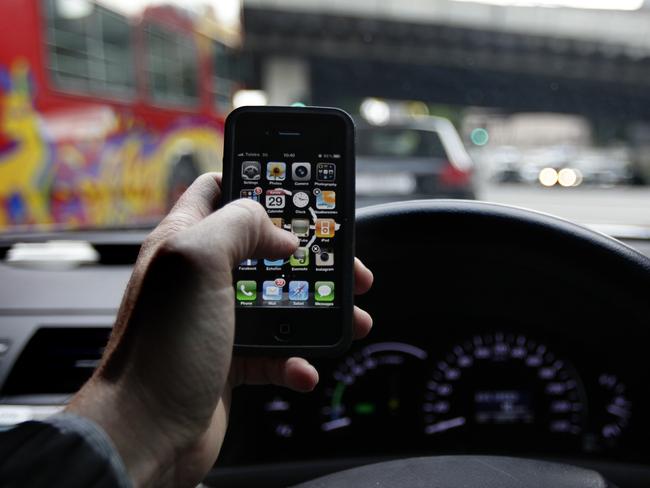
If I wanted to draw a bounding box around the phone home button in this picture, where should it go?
[274,323,292,342]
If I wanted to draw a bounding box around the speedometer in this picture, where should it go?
[423,332,587,450]
[320,342,428,450]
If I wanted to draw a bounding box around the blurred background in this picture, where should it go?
[1,0,650,233]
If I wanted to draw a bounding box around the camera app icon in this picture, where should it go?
[316,248,334,267]
[241,161,261,181]
[292,162,311,181]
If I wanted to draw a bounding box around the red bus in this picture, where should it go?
[0,0,242,231]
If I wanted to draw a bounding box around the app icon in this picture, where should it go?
[236,280,256,301]
[263,280,283,301]
[266,162,286,181]
[315,281,335,302]
[289,247,309,267]
[241,161,261,181]
[264,258,284,267]
[315,219,336,238]
[292,191,309,208]
[316,249,334,267]
[271,218,284,228]
[316,190,336,210]
[292,162,311,181]
[265,189,286,209]
[288,281,309,301]
[291,218,310,237]
[316,163,336,182]
[240,189,260,202]
[240,258,258,266]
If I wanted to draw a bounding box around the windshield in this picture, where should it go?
[1,0,649,234]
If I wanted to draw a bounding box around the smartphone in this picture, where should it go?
[222,106,355,356]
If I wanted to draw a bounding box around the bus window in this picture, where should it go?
[213,41,238,113]
[145,24,198,107]
[44,0,134,96]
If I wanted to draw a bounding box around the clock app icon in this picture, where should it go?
[292,191,310,208]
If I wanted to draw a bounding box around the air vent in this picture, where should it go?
[1,327,111,396]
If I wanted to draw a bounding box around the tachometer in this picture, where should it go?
[422,332,587,450]
[320,342,428,445]
[595,373,631,444]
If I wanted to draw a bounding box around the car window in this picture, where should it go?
[357,129,447,159]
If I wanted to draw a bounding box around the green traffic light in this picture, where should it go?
[470,128,489,146]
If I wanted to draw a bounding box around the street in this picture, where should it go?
[479,183,650,228]
[358,183,650,229]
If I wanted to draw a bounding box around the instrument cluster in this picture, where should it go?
[223,329,647,466]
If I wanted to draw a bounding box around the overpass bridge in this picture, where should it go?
[242,0,650,122]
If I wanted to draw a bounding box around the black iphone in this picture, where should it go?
[221,106,355,356]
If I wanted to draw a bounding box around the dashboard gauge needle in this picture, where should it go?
[320,417,352,432]
[425,416,466,435]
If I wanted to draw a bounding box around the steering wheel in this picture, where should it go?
[296,200,650,488]
[293,455,614,487]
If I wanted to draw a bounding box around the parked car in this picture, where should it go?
[356,116,476,205]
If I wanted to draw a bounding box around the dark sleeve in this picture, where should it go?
[0,413,132,488]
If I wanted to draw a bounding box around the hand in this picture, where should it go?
[66,173,374,487]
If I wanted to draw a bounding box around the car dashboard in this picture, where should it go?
[0,228,650,487]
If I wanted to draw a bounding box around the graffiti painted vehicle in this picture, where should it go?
[0,0,242,231]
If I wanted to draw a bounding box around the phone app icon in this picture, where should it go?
[289,247,309,267]
[292,191,309,209]
[240,189,260,202]
[266,162,286,181]
[264,258,284,267]
[263,281,283,301]
[316,249,334,267]
[316,190,335,210]
[315,219,336,238]
[292,162,311,181]
[240,258,258,266]
[291,218,310,237]
[241,161,261,181]
[314,281,335,302]
[236,280,256,301]
[271,218,284,228]
[265,189,286,209]
[316,163,336,182]
[288,281,309,301]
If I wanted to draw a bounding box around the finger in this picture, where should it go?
[175,198,299,271]
[230,356,319,392]
[140,173,223,263]
[354,257,374,295]
[162,172,222,229]
[353,305,373,339]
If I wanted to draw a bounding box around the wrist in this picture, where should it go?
[66,377,176,487]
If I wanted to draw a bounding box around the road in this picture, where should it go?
[479,183,650,228]
[357,183,650,229]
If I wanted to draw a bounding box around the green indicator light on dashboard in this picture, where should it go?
[354,402,376,415]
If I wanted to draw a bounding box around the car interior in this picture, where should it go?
[1,199,650,487]
[3,0,650,486]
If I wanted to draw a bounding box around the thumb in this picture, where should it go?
[173,198,299,272]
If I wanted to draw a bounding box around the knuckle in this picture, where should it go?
[230,197,266,220]
[153,234,203,272]
[228,199,267,238]
[193,172,214,186]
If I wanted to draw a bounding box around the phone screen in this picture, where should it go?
[230,112,348,311]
